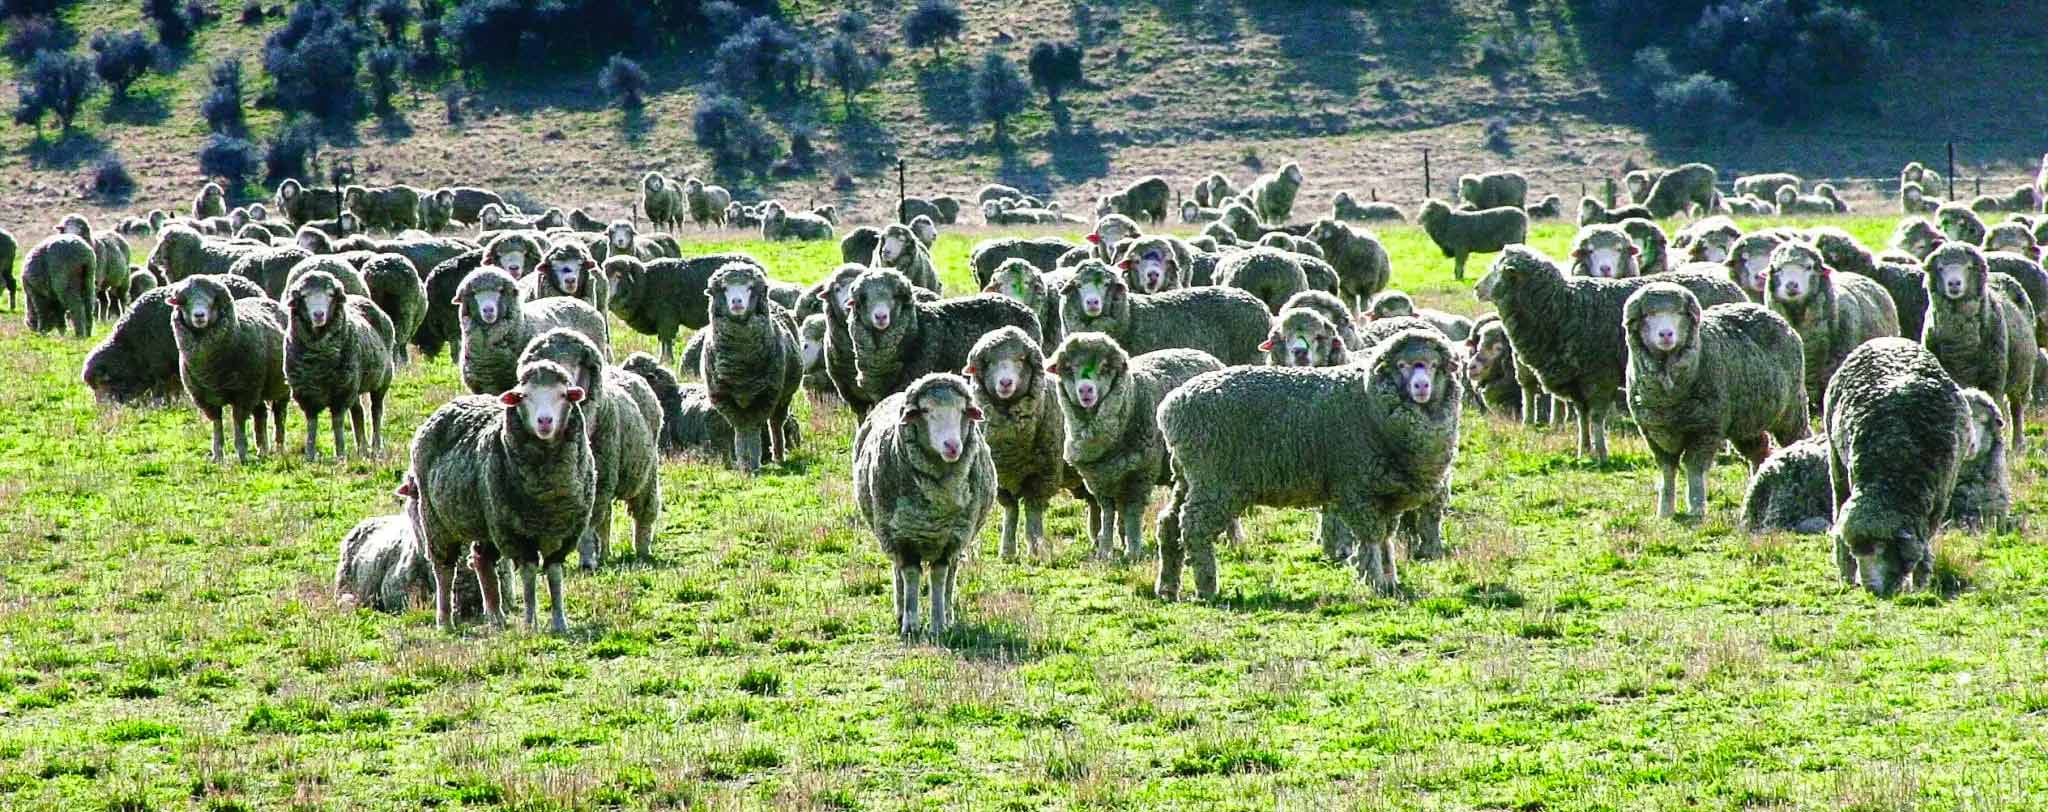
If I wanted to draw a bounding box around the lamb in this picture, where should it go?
[970,237,1078,287]
[334,510,504,616]
[275,179,344,226]
[1364,290,1474,341]
[1761,241,1903,408]
[360,253,427,367]
[1622,283,1810,517]
[1303,219,1392,308]
[761,202,835,242]
[1891,217,1945,260]
[408,359,596,631]
[1809,227,1930,343]
[1418,199,1528,281]
[1095,176,1171,224]
[1244,162,1305,223]
[1901,182,1943,214]
[640,172,685,230]
[1214,247,1309,312]
[683,177,733,226]
[1674,216,1742,263]
[1740,434,1834,534]
[343,184,424,232]
[1457,171,1528,210]
[283,270,396,461]
[193,182,227,219]
[700,262,802,473]
[1733,173,1801,200]
[1193,173,1236,208]
[168,275,290,462]
[1824,338,1969,597]
[148,224,264,283]
[963,327,1097,560]
[1462,314,1524,419]
[453,267,610,395]
[725,201,762,229]
[522,241,610,318]
[1577,197,1654,226]
[1058,260,1270,365]
[1047,333,1222,560]
[1641,163,1720,218]
[1476,245,1746,461]
[1567,224,1641,279]
[1155,329,1461,599]
[852,373,995,637]
[21,233,98,337]
[874,222,941,292]
[848,269,1040,408]
[517,329,662,567]
[1331,191,1406,223]
[1920,242,2035,450]
[1815,183,1851,213]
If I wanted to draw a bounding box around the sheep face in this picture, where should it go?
[1835,505,1927,598]
[825,268,863,316]
[1765,246,1827,306]
[1123,248,1174,294]
[1574,231,1638,279]
[851,272,914,332]
[1281,163,1303,186]
[170,278,230,331]
[1048,338,1124,412]
[643,173,666,194]
[1466,324,1512,383]
[1625,285,1702,357]
[608,222,636,252]
[876,227,911,265]
[1693,230,1736,263]
[1963,391,2000,462]
[1366,292,1415,320]
[458,270,520,326]
[799,317,826,372]
[603,259,640,310]
[983,261,1045,310]
[1938,208,1981,244]
[683,177,704,195]
[1092,216,1136,253]
[965,328,1039,402]
[1474,247,1562,305]
[544,252,590,297]
[901,378,981,463]
[708,264,764,321]
[500,363,585,442]
[288,271,344,331]
[296,229,327,254]
[1926,247,1985,303]
[1068,265,1121,319]
[1376,332,1452,406]
[910,217,937,247]
[1264,310,1340,368]
[1893,221,1941,259]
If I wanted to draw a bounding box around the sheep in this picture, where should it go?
[453,267,610,395]
[21,234,98,337]
[961,327,1096,560]
[1462,314,1524,419]
[1891,217,1945,261]
[1214,247,1309,312]
[1095,176,1171,224]
[274,179,344,226]
[798,313,832,396]
[0,228,15,310]
[931,196,963,224]
[1577,197,1654,226]
[1622,284,1810,517]
[1640,163,1719,218]
[1946,388,2013,533]
[193,182,227,219]
[81,276,263,404]
[1724,194,1778,216]
[1278,290,1360,351]
[909,215,940,251]
[1058,260,1270,365]
[222,246,309,298]
[601,219,676,262]
[1180,201,1223,223]
[1970,185,2039,215]
[1824,338,1969,597]
[1901,162,1945,198]
[1475,245,1746,461]
[115,217,154,239]
[334,510,505,616]
[284,255,370,299]
[1364,291,1473,341]
[640,172,685,230]
[846,269,1040,409]
[1804,227,1928,344]
[970,237,1078,287]
[983,258,1066,350]
[683,177,732,226]
[1567,224,1641,279]
[71,224,134,319]
[1046,333,1222,560]
[1193,173,1237,208]
[516,329,662,568]
[699,263,802,474]
[1740,434,1834,535]
[605,253,759,363]
[1814,183,1851,214]
[1933,203,1990,247]
[1331,191,1405,223]
[360,253,427,367]
[408,359,596,631]
[168,275,290,462]
[477,204,551,233]
[1526,194,1564,220]
[761,202,834,242]
[1301,219,1392,308]
[898,196,947,225]
[148,224,265,283]
[851,373,995,637]
[619,353,800,459]
[1733,173,1801,200]
[1624,169,1664,203]
[283,270,396,461]
[1901,182,1943,214]
[1920,242,2035,450]
[1761,241,1903,408]
[1458,171,1528,210]
[1155,329,1461,598]
[125,269,156,301]
[343,185,424,232]
[1986,222,2040,260]
[978,183,1027,204]
[1244,162,1305,223]
[1674,216,1742,263]
[431,186,505,227]
[522,241,610,319]
[1263,306,1349,368]
[874,222,940,292]
[725,201,762,229]
[1985,251,2048,344]
[1418,199,1528,282]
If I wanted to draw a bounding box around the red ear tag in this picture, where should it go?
[499,390,524,406]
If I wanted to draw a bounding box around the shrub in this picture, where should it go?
[2,0,71,16]
[712,16,809,99]
[263,2,365,121]
[1651,73,1739,139]
[263,120,319,183]
[903,0,962,58]
[833,10,868,36]
[438,82,462,125]
[371,0,412,41]
[1025,40,1082,104]
[142,0,196,47]
[692,94,776,172]
[701,0,753,37]
[93,155,136,198]
[238,0,263,25]
[4,15,72,63]
[1588,0,1890,122]
[199,57,244,134]
[365,45,402,114]
[971,49,1030,142]
[598,53,648,109]
[14,49,96,130]
[1483,117,1511,153]
[818,33,874,111]
[90,30,154,97]
[198,134,260,195]
[443,0,524,67]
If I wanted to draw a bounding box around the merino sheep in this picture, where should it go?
[1901,162,1945,198]
[620,354,800,460]
[1921,242,2035,450]
[283,270,396,461]
[874,222,941,292]
[1458,171,1528,211]
[1526,195,1564,220]
[1364,290,1473,341]
[1181,200,1223,223]
[408,359,596,631]
[193,182,227,219]
[454,267,610,395]
[1970,185,2039,214]
[81,278,264,404]
[1095,176,1171,224]
[970,236,1079,288]
[853,373,995,637]
[762,202,834,242]
[605,253,763,363]
[847,269,1039,409]
[1825,338,1969,596]
[1901,182,1943,214]
[700,263,802,473]
[522,241,610,320]
[1640,163,1720,218]
[432,186,505,227]
[1891,217,1945,260]
[1331,191,1406,223]
[0,228,16,310]
[1108,235,1186,295]
[963,327,1097,560]
[148,224,263,283]
[1945,388,2013,533]
[517,329,662,568]
[1577,197,1655,226]
[1462,314,1523,419]
[1476,245,1746,461]
[1156,329,1461,598]
[343,184,424,232]
[1624,169,1664,204]
[1740,434,1834,534]
[1622,284,1810,517]
[1058,260,1269,365]
[334,512,501,616]
[360,253,426,367]
[1047,333,1222,560]
[725,201,762,229]
[1674,216,1743,263]
[1986,222,2040,261]
[1762,241,1902,407]
[1245,162,1305,224]
[1263,306,1348,368]
[1810,227,1930,343]
[1733,173,1802,200]
[1193,173,1237,208]
[1935,203,1988,246]
[1724,194,1778,216]
[275,179,344,226]
[798,314,832,396]
[983,258,1065,350]
[641,172,685,231]
[683,177,732,227]
[22,234,98,337]
[1419,199,1528,281]
[1214,248,1309,312]
[1567,224,1641,279]
[898,196,947,225]
[1303,219,1392,309]
[169,275,290,462]
[978,183,1027,204]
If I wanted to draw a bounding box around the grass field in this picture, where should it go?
[1,215,2044,811]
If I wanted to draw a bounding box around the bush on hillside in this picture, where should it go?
[142,0,198,47]
[14,49,96,130]
[1026,41,1083,104]
[198,134,260,195]
[263,1,364,122]
[93,154,136,198]
[971,49,1030,143]
[693,94,777,175]
[90,30,155,98]
[5,15,72,63]
[903,0,963,58]
[263,120,320,183]
[1586,0,1889,122]
[818,33,875,111]
[371,0,411,41]
[598,53,649,109]
[199,57,245,134]
[365,45,402,115]
[711,15,810,99]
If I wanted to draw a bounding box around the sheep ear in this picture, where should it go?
[1043,361,1060,375]
[499,390,525,407]
[395,480,417,498]
[1259,337,1276,351]
[583,259,595,271]
[1626,245,1640,256]
[1085,233,1101,244]
[966,406,984,422]
[166,295,181,307]
[900,407,923,424]
[1572,249,1587,258]
[565,387,586,403]
[962,364,977,376]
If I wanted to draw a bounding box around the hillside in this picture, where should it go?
[4,0,2048,223]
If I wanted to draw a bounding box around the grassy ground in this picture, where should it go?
[1,215,2044,811]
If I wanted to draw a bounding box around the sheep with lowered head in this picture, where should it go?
[1095,176,1171,225]
[22,233,98,337]
[1419,199,1527,281]
[1642,163,1720,218]
[1740,434,1834,534]
[1458,171,1527,210]
[1825,338,1969,597]
[1304,219,1393,308]
[853,373,996,637]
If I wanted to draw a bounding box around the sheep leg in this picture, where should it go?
[208,412,225,462]
[1405,486,1448,560]
[231,405,252,463]
[1118,497,1147,560]
[518,563,540,630]
[2009,394,2026,454]
[333,406,351,462]
[629,488,659,560]
[1833,537,1856,584]
[348,400,367,458]
[578,501,612,571]
[659,328,677,365]
[898,559,923,638]
[431,561,457,630]
[545,562,568,634]
[1452,252,1468,281]
[253,403,273,457]
[1178,494,1229,601]
[1333,504,1399,595]
[929,558,954,637]
[891,560,912,636]
[1574,406,1593,459]
[997,492,1021,561]
[302,406,322,461]
[1655,457,1678,518]
[369,391,385,455]
[1091,497,1118,559]
[1023,495,1049,560]
[1318,511,1355,563]
[735,425,763,474]
[1520,389,1541,427]
[473,546,506,627]
[1681,447,1714,517]
[1153,481,1187,600]
[272,402,287,448]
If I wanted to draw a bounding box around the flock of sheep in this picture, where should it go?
[7,152,2047,637]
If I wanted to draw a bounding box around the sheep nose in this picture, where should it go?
[1083,297,1103,314]
[1657,328,1675,346]
[941,440,961,459]
[535,416,555,435]
[996,377,1016,396]
[1598,264,1612,275]
[1410,379,1433,402]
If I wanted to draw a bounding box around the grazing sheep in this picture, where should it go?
[125,269,156,300]
[1734,173,1801,200]
[970,236,1079,288]
[343,184,424,232]
[1476,245,1746,461]
[1577,197,1655,226]
[1970,185,2039,214]
[1986,222,2040,260]
[148,224,264,283]
[1058,260,1269,365]
[1048,333,1222,559]
[1762,241,1902,408]
[454,267,610,395]
[853,373,995,637]
[334,511,502,616]
[874,222,941,292]
[360,253,427,367]
[847,269,1039,409]
[1214,247,1309,312]
[1245,162,1305,223]
[1947,388,2013,533]
[1724,194,1778,216]
[22,234,98,337]
[700,263,802,473]
[1567,224,1641,279]
[1193,173,1237,208]
[762,202,834,242]
[1303,219,1392,308]
[1364,290,1473,341]
[283,270,396,461]
[220,245,306,299]
[81,277,265,404]
[1901,162,1944,198]
[963,327,1096,560]
[1674,216,1742,263]
[1936,203,1989,246]
[1419,199,1528,281]
[1891,217,1945,260]
[413,250,483,360]
[0,228,15,310]
[1462,314,1523,419]
[1921,243,2035,450]
[408,359,596,631]
[1641,163,1719,218]
[1740,434,1834,534]
[1218,201,1265,243]
[640,172,685,230]
[1458,171,1528,211]
[1810,227,1930,343]
[605,253,761,363]
[169,275,290,462]
[683,177,733,226]
[1825,338,1969,597]
[303,210,364,241]
[1622,284,1810,517]
[1331,191,1406,223]
[620,353,800,460]
[518,329,662,567]
[565,208,606,234]
[1156,329,1461,598]
[1095,176,1171,224]
[840,226,882,266]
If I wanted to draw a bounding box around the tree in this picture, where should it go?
[263,120,320,183]
[197,133,260,195]
[971,49,1029,143]
[142,0,195,47]
[598,53,649,109]
[712,16,810,99]
[693,94,776,174]
[365,45,402,115]
[818,33,874,112]
[90,30,155,98]
[903,0,962,59]
[15,50,97,131]
[1026,40,1082,105]
[263,1,364,121]
[198,57,244,134]
[370,0,412,42]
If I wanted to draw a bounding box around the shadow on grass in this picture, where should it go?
[619,106,652,146]
[102,90,172,126]
[914,60,975,132]
[936,618,1050,663]
[24,129,109,171]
